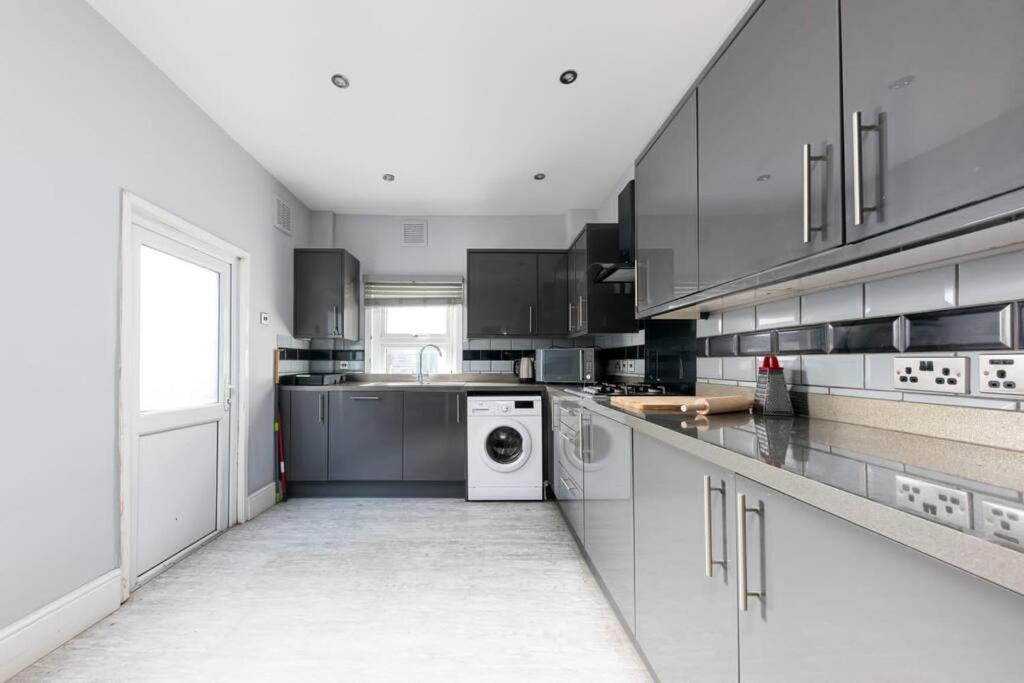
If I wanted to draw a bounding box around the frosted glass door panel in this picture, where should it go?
[140,245,221,412]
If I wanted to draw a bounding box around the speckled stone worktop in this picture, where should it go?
[548,387,1024,596]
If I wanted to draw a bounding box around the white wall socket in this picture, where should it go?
[981,499,1024,548]
[892,357,968,394]
[895,475,971,529]
[978,353,1024,396]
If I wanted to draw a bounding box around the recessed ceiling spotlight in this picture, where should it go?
[756,174,771,182]
[382,173,395,182]
[533,173,547,181]
[559,69,578,85]
[331,73,350,89]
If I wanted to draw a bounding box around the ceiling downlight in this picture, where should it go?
[533,173,546,181]
[559,69,578,85]
[331,73,350,89]
[382,173,396,182]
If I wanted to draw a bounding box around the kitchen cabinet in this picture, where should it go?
[635,93,698,314]
[552,396,585,542]
[568,224,637,337]
[280,390,329,482]
[402,391,466,481]
[735,475,1024,682]
[328,391,404,480]
[583,410,635,634]
[633,431,737,682]
[465,250,567,337]
[294,249,360,340]
[698,0,842,290]
[841,0,1024,242]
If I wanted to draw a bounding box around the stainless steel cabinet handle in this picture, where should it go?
[456,395,460,424]
[318,394,325,423]
[852,110,880,226]
[332,305,340,335]
[737,493,763,611]
[350,396,381,401]
[704,475,726,578]
[568,302,574,332]
[528,304,534,334]
[551,404,560,432]
[801,144,826,243]
[577,295,584,329]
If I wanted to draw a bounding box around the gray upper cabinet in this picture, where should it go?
[402,391,466,482]
[698,0,842,290]
[294,249,360,340]
[633,431,738,683]
[583,411,635,634]
[735,475,1024,681]
[466,251,567,337]
[281,390,328,482]
[841,0,1024,241]
[328,392,404,480]
[569,224,637,336]
[635,93,699,314]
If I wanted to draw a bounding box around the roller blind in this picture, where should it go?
[363,277,464,307]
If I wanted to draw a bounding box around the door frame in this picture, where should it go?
[116,191,252,601]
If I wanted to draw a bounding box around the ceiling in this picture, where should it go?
[87,0,751,215]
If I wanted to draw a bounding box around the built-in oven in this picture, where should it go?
[535,348,596,383]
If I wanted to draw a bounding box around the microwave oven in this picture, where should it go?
[535,348,596,383]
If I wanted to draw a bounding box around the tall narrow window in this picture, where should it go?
[364,278,463,375]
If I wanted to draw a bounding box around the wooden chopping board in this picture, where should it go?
[609,396,699,413]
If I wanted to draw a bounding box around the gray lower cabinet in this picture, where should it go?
[633,431,738,683]
[552,397,585,542]
[735,475,1024,681]
[402,391,466,481]
[281,390,329,482]
[698,0,842,290]
[841,0,1024,242]
[328,392,404,480]
[635,92,699,314]
[583,411,635,634]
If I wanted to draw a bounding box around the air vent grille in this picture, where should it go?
[401,219,428,247]
[274,197,292,235]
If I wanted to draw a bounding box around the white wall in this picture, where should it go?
[333,214,566,276]
[0,0,310,629]
[596,166,637,224]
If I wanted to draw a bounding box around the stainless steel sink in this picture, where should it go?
[359,381,465,387]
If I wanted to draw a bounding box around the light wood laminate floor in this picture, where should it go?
[16,499,650,682]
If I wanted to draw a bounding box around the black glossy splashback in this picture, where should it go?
[644,319,697,391]
[739,331,774,356]
[904,304,1014,351]
[708,334,738,356]
[776,325,829,354]
[830,317,900,353]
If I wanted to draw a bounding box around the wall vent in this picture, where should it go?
[274,197,292,236]
[401,219,428,247]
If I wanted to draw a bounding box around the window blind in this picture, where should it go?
[363,278,464,307]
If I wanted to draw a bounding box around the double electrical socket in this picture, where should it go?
[981,499,1024,548]
[892,357,968,394]
[895,475,971,529]
[978,353,1024,396]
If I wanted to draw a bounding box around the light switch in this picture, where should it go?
[260,312,271,325]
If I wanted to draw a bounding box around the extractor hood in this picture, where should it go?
[594,180,635,284]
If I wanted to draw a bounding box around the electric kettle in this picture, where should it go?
[513,357,535,383]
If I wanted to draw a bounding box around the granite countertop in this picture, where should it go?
[278,380,543,392]
[548,387,1024,596]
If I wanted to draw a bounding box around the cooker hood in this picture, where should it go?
[594,180,636,283]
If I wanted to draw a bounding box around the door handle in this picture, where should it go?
[851,110,880,226]
[703,475,726,578]
[568,302,574,332]
[317,394,325,423]
[528,304,534,334]
[456,395,460,424]
[350,396,381,401]
[578,295,585,329]
[331,305,340,335]
[736,493,764,611]
[801,144,827,243]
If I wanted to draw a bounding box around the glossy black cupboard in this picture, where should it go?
[465,250,567,337]
[294,249,360,340]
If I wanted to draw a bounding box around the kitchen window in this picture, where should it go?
[364,278,463,374]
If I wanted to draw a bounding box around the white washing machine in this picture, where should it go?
[467,395,543,501]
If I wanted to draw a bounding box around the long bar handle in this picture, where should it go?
[704,475,726,578]
[456,395,460,424]
[801,144,827,243]
[350,396,381,401]
[578,295,584,330]
[851,111,879,226]
[568,302,574,333]
[737,493,763,611]
[528,304,534,334]
[317,394,325,423]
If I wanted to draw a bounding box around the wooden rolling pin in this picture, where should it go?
[678,395,753,415]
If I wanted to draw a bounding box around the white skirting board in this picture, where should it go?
[0,569,121,680]
[245,481,276,521]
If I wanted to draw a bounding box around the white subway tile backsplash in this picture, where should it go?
[491,360,513,373]
[722,356,756,381]
[490,338,512,350]
[697,357,723,379]
[864,266,956,317]
[902,393,1018,411]
[511,338,534,350]
[801,284,864,324]
[468,339,490,350]
[958,249,1024,306]
[552,338,575,348]
[722,307,756,334]
[864,354,899,390]
[756,298,800,330]
[697,313,722,338]
[776,355,803,385]
[467,360,490,372]
[801,355,865,388]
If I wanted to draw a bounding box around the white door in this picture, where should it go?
[128,225,232,583]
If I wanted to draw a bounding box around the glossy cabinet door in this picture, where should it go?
[569,232,587,334]
[633,431,738,682]
[402,392,465,481]
[699,0,842,289]
[282,390,328,481]
[735,476,1024,682]
[537,252,569,336]
[635,93,698,314]
[340,250,360,340]
[552,398,585,542]
[328,392,404,480]
[583,411,635,634]
[842,0,1024,241]
[466,252,538,336]
[294,250,345,339]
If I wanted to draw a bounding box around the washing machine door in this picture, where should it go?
[480,420,533,473]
